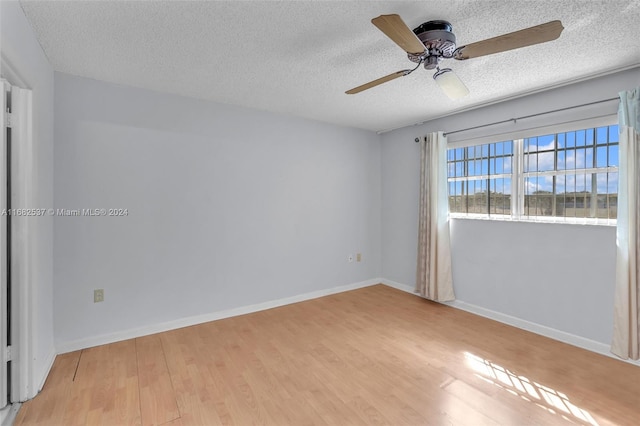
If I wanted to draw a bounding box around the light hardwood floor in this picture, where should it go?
[15,285,640,425]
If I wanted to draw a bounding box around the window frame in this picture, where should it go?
[447,115,619,225]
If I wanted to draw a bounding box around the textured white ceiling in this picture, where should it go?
[18,0,640,132]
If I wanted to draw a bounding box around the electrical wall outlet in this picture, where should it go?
[94,289,104,303]
[347,254,354,263]
[356,253,362,262]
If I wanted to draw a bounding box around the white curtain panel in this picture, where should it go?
[612,87,640,360]
[415,132,455,302]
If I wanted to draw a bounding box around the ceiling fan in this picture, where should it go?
[346,15,564,99]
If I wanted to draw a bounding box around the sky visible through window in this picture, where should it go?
[523,126,619,194]
[448,141,513,195]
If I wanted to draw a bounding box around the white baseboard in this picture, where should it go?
[36,347,57,394]
[56,278,383,354]
[380,279,640,368]
[380,279,415,294]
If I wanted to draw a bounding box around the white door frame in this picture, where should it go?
[1,55,37,403]
[0,79,9,410]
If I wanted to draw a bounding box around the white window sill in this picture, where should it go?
[449,213,616,227]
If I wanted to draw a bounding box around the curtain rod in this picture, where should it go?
[414,97,619,142]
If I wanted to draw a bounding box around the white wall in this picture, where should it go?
[54,73,382,349]
[0,1,55,395]
[381,67,640,346]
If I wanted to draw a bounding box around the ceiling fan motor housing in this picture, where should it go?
[409,20,457,69]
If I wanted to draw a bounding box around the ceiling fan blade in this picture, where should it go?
[433,68,469,100]
[346,70,411,94]
[454,20,564,60]
[371,14,426,55]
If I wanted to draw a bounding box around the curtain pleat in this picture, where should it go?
[415,132,455,302]
[611,88,640,360]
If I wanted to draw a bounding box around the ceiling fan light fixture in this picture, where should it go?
[346,15,563,97]
[433,67,469,100]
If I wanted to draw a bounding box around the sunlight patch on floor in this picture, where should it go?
[464,352,598,425]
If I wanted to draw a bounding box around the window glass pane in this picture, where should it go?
[557,133,565,148]
[536,191,554,216]
[524,177,542,216]
[489,178,511,215]
[595,172,612,201]
[540,175,553,193]
[585,147,594,168]
[596,146,607,168]
[566,131,575,147]
[503,156,512,173]
[596,127,608,144]
[538,151,554,172]
[609,125,619,142]
[574,172,588,192]
[565,172,576,193]
[575,148,585,168]
[607,172,618,219]
[576,130,586,147]
[605,171,618,194]
[557,150,566,170]
[608,145,619,167]
[525,137,537,153]
[586,128,594,145]
[448,162,455,178]
[574,173,590,218]
[468,180,487,214]
[524,153,535,172]
[538,134,554,150]
[555,175,566,218]
[449,181,462,213]
[567,148,576,169]
[473,160,480,175]
[503,141,513,154]
[556,175,579,217]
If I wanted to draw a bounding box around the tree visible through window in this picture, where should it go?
[447,124,619,222]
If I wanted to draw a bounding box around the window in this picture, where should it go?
[447,122,619,223]
[447,141,513,216]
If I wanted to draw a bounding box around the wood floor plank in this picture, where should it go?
[14,285,640,425]
[136,335,180,426]
[75,341,141,426]
[13,351,82,425]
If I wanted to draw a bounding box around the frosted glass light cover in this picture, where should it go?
[434,69,469,100]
